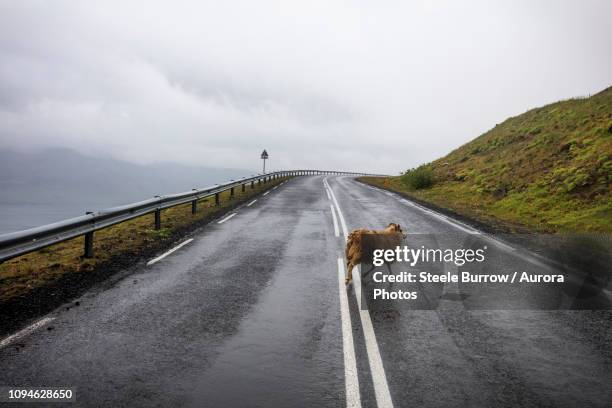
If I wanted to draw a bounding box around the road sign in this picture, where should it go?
[261,149,269,173]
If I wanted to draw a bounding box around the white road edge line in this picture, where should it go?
[338,258,362,408]
[391,193,480,235]
[330,205,340,237]
[326,177,394,408]
[378,188,524,254]
[147,238,194,266]
[0,317,56,349]
[364,182,585,287]
[217,212,237,224]
[247,199,257,207]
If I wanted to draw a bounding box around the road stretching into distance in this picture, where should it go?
[0,176,610,407]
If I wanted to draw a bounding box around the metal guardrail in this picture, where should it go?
[0,170,384,262]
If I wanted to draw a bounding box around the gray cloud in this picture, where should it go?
[0,0,610,174]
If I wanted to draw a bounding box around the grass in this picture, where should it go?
[0,177,289,303]
[362,86,612,233]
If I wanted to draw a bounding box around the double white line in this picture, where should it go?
[325,178,394,408]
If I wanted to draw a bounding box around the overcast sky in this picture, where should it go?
[0,0,610,174]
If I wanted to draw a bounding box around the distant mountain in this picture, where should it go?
[0,148,253,232]
[0,148,254,206]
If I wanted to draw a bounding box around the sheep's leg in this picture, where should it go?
[385,262,394,274]
[361,264,376,281]
[385,262,394,291]
[345,262,354,285]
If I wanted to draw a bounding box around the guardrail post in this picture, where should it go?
[251,180,255,189]
[230,186,235,198]
[215,192,220,206]
[154,209,161,230]
[191,189,197,214]
[84,211,94,258]
[242,184,245,192]
[258,178,261,186]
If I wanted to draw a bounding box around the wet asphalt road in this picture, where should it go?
[0,176,610,407]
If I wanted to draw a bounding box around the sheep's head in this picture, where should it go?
[386,223,407,238]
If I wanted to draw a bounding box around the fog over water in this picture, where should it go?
[0,148,250,233]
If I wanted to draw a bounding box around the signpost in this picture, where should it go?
[261,149,269,174]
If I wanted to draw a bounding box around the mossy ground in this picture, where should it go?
[363,87,612,233]
[0,177,288,303]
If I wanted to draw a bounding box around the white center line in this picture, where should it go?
[326,179,348,239]
[325,188,332,200]
[247,199,257,207]
[338,258,362,408]
[330,205,340,237]
[326,178,394,408]
[352,266,394,407]
[147,238,194,266]
[0,317,56,349]
[217,212,237,224]
[263,191,270,196]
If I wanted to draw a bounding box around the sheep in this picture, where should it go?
[345,223,406,285]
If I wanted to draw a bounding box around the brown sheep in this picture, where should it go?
[345,223,406,285]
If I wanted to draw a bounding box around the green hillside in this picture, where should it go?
[367,86,612,233]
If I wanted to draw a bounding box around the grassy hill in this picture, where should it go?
[366,86,612,233]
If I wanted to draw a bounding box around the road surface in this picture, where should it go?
[0,176,610,407]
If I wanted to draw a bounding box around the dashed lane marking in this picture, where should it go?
[217,212,237,224]
[147,238,194,266]
[0,317,56,350]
